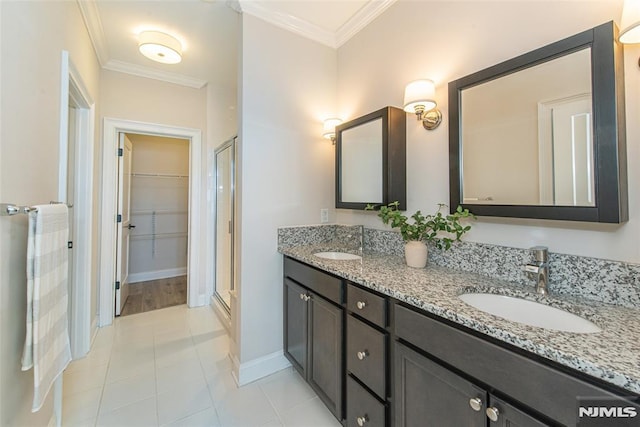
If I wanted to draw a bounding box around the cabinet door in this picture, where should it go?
[309,293,344,420]
[284,278,308,375]
[487,396,550,427]
[395,342,486,427]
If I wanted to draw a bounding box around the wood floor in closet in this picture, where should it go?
[120,275,187,316]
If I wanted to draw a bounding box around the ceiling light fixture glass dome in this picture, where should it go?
[138,31,182,64]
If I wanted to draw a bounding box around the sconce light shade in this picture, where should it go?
[138,31,182,64]
[323,118,342,142]
[403,79,437,114]
[620,0,640,43]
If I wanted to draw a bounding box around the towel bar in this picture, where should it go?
[1,202,66,216]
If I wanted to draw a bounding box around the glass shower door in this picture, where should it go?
[214,138,234,312]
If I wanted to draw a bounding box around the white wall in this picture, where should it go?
[100,70,209,305]
[0,1,100,425]
[235,14,337,375]
[336,0,640,263]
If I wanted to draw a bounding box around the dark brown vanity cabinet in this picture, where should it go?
[395,342,548,427]
[283,258,344,421]
[393,302,640,427]
[346,283,389,427]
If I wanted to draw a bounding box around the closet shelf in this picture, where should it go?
[131,172,189,179]
[131,232,188,241]
[131,210,188,216]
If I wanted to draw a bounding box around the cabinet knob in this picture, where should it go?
[356,350,369,360]
[356,301,367,310]
[304,295,311,302]
[468,397,483,412]
[356,415,369,426]
[486,407,500,422]
[299,293,305,300]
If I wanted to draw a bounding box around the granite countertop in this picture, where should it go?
[279,244,640,395]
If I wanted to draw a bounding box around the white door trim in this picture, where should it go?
[99,118,202,326]
[59,51,95,359]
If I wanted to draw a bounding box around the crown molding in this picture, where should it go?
[103,60,208,89]
[238,0,336,48]
[237,0,397,49]
[76,0,109,66]
[336,0,397,47]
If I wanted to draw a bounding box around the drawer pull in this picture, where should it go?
[486,407,500,422]
[356,301,367,310]
[469,397,483,412]
[356,350,369,360]
[356,415,369,426]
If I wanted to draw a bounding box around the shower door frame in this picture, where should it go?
[213,137,236,314]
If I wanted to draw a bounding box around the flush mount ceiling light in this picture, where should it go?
[403,79,442,130]
[138,31,182,64]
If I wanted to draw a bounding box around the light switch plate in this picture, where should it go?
[320,208,329,223]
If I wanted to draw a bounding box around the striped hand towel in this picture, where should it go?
[21,204,72,412]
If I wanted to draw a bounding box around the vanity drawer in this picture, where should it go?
[347,376,386,427]
[394,303,640,426]
[347,283,386,327]
[284,257,343,305]
[347,315,386,398]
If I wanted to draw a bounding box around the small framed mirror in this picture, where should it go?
[336,106,406,210]
[449,21,627,223]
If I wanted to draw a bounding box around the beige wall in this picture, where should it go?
[236,14,337,369]
[0,1,101,425]
[336,0,640,263]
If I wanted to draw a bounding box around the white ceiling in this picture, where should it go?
[78,0,396,89]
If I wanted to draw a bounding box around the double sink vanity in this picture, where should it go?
[278,18,638,427]
[280,238,640,426]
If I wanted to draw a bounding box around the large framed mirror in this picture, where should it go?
[449,21,627,223]
[336,106,406,210]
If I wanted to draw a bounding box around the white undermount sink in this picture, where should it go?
[458,293,601,334]
[313,251,362,261]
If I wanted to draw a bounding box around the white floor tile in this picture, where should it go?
[156,382,213,425]
[62,386,102,426]
[96,396,158,427]
[259,368,317,414]
[100,370,156,414]
[280,397,342,427]
[214,383,279,427]
[156,359,206,394]
[63,365,108,396]
[106,353,156,384]
[161,406,221,427]
[64,305,341,427]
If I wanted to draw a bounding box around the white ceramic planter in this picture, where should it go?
[404,240,428,268]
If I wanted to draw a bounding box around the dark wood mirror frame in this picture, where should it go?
[449,21,627,223]
[336,106,406,210]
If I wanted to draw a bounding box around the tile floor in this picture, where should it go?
[62,304,341,427]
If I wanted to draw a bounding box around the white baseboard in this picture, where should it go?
[210,295,231,332]
[128,267,187,283]
[231,350,291,387]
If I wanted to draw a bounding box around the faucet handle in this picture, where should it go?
[530,246,548,262]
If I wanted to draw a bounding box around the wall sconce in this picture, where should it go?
[620,0,640,66]
[323,118,342,144]
[138,31,183,64]
[403,79,442,130]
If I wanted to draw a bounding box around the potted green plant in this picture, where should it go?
[365,201,475,268]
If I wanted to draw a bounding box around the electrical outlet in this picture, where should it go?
[320,208,329,223]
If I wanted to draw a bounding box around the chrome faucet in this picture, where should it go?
[524,246,549,296]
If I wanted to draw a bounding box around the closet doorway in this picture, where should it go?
[213,137,235,314]
[118,134,190,316]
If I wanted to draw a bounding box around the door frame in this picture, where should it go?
[58,51,95,358]
[99,118,202,326]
